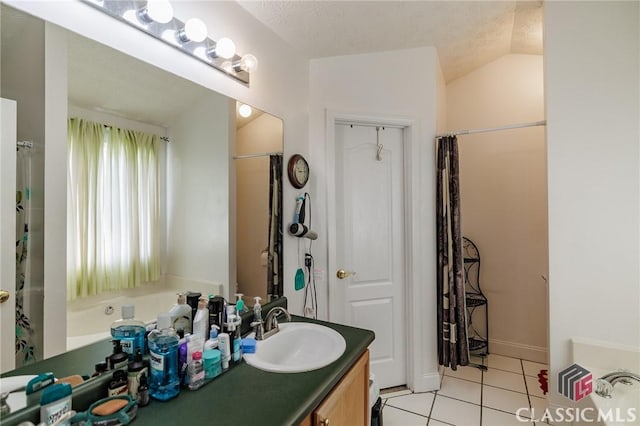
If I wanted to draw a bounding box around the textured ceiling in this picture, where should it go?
[236,0,543,82]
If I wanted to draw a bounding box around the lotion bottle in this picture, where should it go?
[192,298,209,342]
[204,325,219,351]
[218,332,231,371]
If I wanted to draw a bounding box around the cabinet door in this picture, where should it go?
[314,350,369,426]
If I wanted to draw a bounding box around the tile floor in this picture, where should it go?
[381,354,550,426]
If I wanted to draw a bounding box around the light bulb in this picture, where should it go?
[215,37,236,59]
[238,54,258,73]
[183,18,208,43]
[221,61,234,73]
[238,104,252,118]
[146,0,173,23]
[185,18,207,42]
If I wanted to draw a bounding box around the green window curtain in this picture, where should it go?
[67,118,160,300]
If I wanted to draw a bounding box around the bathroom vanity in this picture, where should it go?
[1,315,374,426]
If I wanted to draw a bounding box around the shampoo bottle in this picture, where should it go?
[148,312,180,401]
[169,293,192,335]
[192,298,209,342]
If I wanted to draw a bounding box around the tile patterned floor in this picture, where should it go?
[381,354,550,426]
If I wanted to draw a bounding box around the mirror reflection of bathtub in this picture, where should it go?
[66,282,223,350]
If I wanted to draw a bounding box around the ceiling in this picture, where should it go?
[236,0,543,82]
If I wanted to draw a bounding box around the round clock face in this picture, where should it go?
[288,154,309,188]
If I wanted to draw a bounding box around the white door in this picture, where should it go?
[1,98,18,372]
[331,123,406,388]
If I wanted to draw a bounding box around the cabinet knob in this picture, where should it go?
[320,418,330,426]
[0,290,9,304]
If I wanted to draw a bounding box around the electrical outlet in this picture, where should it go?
[313,268,324,281]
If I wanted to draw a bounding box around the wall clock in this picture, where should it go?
[287,154,309,189]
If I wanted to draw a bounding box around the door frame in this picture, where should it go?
[325,109,421,390]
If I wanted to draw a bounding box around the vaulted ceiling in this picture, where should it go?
[237,1,543,82]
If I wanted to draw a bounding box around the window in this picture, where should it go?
[67,118,160,300]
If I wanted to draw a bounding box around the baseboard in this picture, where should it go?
[411,371,442,393]
[489,338,548,364]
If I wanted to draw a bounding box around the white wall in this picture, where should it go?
[5,1,309,316]
[166,93,232,298]
[545,1,640,406]
[447,54,548,362]
[309,47,441,391]
[235,113,283,301]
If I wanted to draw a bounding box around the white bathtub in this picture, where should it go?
[66,279,223,350]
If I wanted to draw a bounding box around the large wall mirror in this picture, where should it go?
[0,3,283,413]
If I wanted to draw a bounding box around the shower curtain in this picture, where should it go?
[436,135,469,370]
[15,147,35,366]
[266,154,283,298]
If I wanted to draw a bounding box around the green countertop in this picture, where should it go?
[2,316,374,426]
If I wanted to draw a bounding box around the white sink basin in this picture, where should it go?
[243,322,346,373]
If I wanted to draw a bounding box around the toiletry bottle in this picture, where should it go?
[91,362,108,378]
[187,351,205,390]
[225,305,242,364]
[186,291,202,327]
[203,349,222,380]
[177,331,189,386]
[218,332,231,371]
[110,304,146,359]
[192,298,209,342]
[169,293,192,335]
[235,293,248,314]
[204,325,219,351]
[137,373,150,407]
[127,349,148,399]
[208,295,226,331]
[148,312,180,401]
[185,334,204,385]
[39,383,72,426]
[107,369,128,396]
[109,340,129,370]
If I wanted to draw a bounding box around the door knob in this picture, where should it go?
[0,290,9,304]
[336,269,356,279]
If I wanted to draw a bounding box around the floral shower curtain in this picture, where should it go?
[436,135,469,370]
[16,146,35,366]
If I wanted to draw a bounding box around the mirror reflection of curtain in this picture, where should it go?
[16,146,35,367]
[267,154,283,298]
[67,118,160,300]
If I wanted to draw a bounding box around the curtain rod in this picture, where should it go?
[233,152,283,160]
[338,121,405,130]
[17,140,33,148]
[436,120,546,138]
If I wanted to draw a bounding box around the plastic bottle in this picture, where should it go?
[225,305,242,364]
[186,291,202,325]
[187,351,205,390]
[192,298,209,342]
[235,293,248,314]
[107,370,128,396]
[137,373,150,407]
[127,349,148,399]
[218,332,231,371]
[203,349,221,380]
[108,340,129,370]
[110,304,146,359]
[204,325,219,351]
[148,312,180,401]
[169,293,192,335]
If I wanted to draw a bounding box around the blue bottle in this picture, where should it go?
[148,312,180,401]
[110,304,146,359]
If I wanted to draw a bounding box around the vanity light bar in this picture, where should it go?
[81,0,255,85]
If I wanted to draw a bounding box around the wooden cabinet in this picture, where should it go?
[301,350,370,426]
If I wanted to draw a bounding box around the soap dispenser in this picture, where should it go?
[204,325,220,351]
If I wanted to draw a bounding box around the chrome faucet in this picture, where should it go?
[260,307,291,340]
[595,371,640,398]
